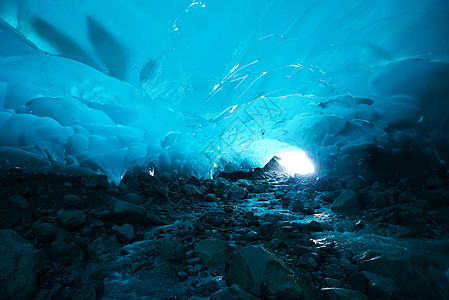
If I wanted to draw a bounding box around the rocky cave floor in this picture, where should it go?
[1,167,449,300]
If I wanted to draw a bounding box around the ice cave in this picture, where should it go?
[1,1,449,299]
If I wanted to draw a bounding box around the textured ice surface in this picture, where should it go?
[1,1,449,183]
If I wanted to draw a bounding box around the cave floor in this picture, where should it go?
[1,168,449,299]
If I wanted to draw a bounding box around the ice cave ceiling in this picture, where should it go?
[1,0,449,184]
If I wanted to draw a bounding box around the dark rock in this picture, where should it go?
[110,200,145,224]
[0,229,42,300]
[31,222,57,243]
[226,184,248,200]
[160,242,184,261]
[358,252,448,298]
[58,209,87,230]
[82,175,108,188]
[123,192,144,204]
[349,272,367,293]
[227,245,315,299]
[324,264,343,279]
[323,278,344,288]
[194,239,231,266]
[113,224,135,244]
[365,192,388,209]
[321,287,368,300]
[9,194,30,208]
[210,284,259,300]
[88,237,108,260]
[362,271,400,300]
[243,230,260,241]
[332,189,359,214]
[63,194,85,209]
[307,221,322,232]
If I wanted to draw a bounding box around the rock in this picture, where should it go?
[227,245,315,299]
[210,284,259,300]
[349,272,367,293]
[358,252,448,298]
[332,189,359,214]
[111,200,145,224]
[31,222,57,243]
[63,194,85,209]
[160,242,184,261]
[177,271,188,281]
[323,278,344,288]
[9,194,29,208]
[324,264,343,279]
[0,229,42,300]
[113,224,135,244]
[288,199,305,212]
[321,287,368,300]
[82,175,108,188]
[58,209,87,230]
[227,185,248,200]
[307,221,322,232]
[88,237,108,260]
[362,271,399,300]
[243,230,260,241]
[194,239,231,266]
[123,192,144,204]
[365,192,388,209]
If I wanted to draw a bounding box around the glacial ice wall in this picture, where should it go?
[1,0,449,184]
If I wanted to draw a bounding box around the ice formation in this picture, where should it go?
[1,0,449,184]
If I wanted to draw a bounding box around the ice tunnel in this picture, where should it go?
[1,0,449,184]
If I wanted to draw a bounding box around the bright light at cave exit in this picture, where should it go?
[276,151,315,175]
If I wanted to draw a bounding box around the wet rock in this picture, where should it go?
[160,242,184,261]
[349,272,367,293]
[332,189,359,214]
[63,194,85,209]
[365,192,388,209]
[88,237,108,260]
[9,194,30,208]
[58,209,86,230]
[307,220,323,232]
[53,280,104,300]
[113,224,135,244]
[243,230,260,241]
[323,278,344,288]
[362,271,400,300]
[122,192,144,205]
[227,245,315,299]
[227,185,248,200]
[210,284,259,300]
[82,175,108,188]
[0,229,42,300]
[111,200,145,224]
[358,252,447,298]
[324,264,344,279]
[31,222,57,243]
[194,239,231,266]
[321,287,368,300]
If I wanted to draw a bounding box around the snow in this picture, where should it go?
[1,0,449,184]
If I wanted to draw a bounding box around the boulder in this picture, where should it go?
[210,284,259,300]
[88,237,108,260]
[0,229,42,300]
[63,194,85,209]
[194,239,231,266]
[113,224,135,244]
[358,252,449,298]
[58,209,87,230]
[321,287,368,300]
[8,194,30,208]
[227,245,315,299]
[31,222,57,243]
[110,200,145,224]
[362,271,400,300]
[160,242,184,261]
[332,189,359,214]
